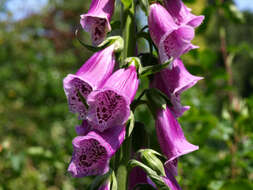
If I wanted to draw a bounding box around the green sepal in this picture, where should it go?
[139,58,173,78]
[126,111,135,137]
[123,57,142,71]
[110,170,118,190]
[128,159,167,189]
[137,149,166,176]
[146,88,172,118]
[98,36,124,53]
[121,0,132,8]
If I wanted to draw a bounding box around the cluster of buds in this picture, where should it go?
[63,0,204,189]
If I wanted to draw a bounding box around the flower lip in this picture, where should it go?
[68,125,125,177]
[68,137,109,177]
[87,88,130,132]
[63,74,93,119]
[80,14,111,45]
[158,25,195,63]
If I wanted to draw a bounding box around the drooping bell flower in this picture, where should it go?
[87,65,139,132]
[151,58,203,117]
[80,0,115,45]
[164,0,204,28]
[155,106,199,162]
[148,3,196,63]
[63,45,116,119]
[68,125,125,177]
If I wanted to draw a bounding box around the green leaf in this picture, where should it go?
[139,58,172,78]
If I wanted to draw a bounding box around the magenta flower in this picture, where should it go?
[68,125,125,177]
[148,3,196,63]
[164,0,204,28]
[155,107,199,162]
[63,45,116,119]
[151,58,203,117]
[80,0,115,45]
[87,65,139,132]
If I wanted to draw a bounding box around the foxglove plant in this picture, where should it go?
[64,0,204,189]
[63,44,116,119]
[80,0,115,45]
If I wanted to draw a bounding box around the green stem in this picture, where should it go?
[116,1,136,189]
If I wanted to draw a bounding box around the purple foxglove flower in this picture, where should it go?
[151,58,203,117]
[63,45,116,119]
[148,3,196,63]
[68,125,125,177]
[164,0,204,28]
[87,65,139,132]
[155,107,199,162]
[80,0,115,45]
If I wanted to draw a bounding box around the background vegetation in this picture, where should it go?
[0,0,252,189]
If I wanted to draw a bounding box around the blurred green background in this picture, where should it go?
[0,0,253,189]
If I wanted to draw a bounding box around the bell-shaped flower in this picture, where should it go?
[164,0,204,28]
[87,65,139,132]
[148,3,196,63]
[68,125,125,177]
[63,45,116,119]
[155,106,199,162]
[80,0,115,45]
[151,58,203,117]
